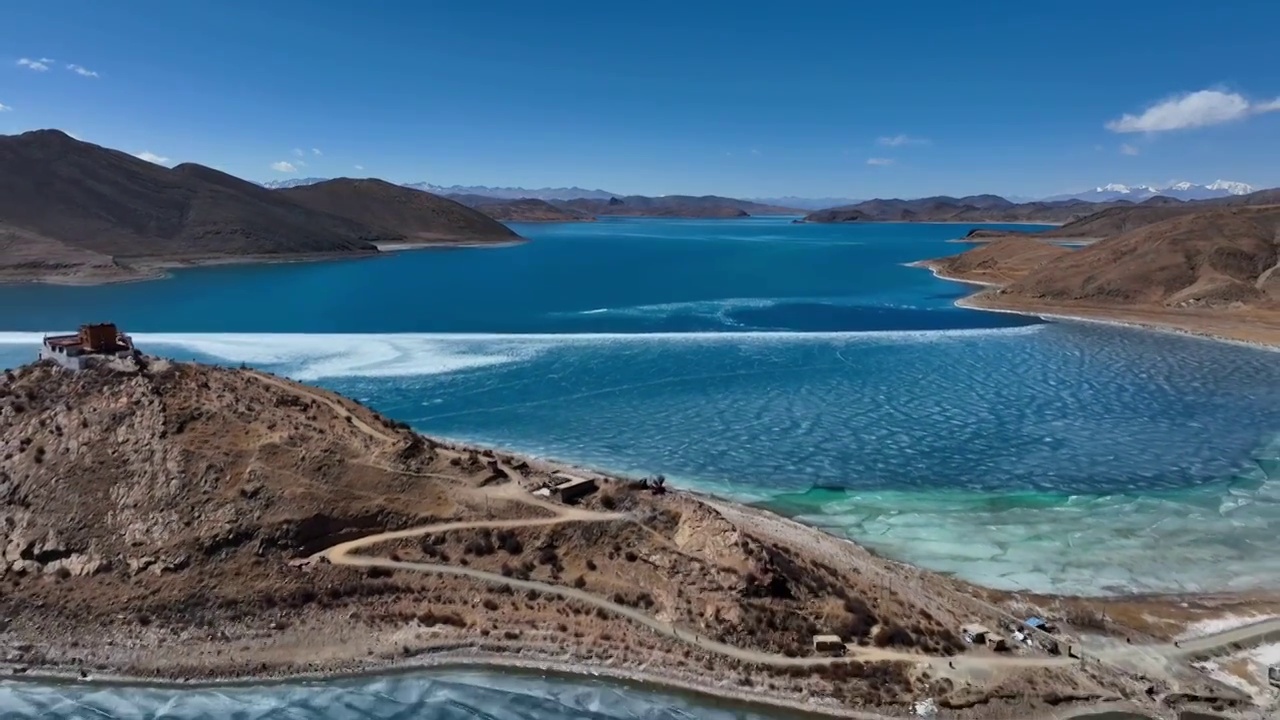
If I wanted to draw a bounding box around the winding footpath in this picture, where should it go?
[315,492,1074,671]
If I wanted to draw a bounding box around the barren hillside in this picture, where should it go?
[0,131,389,273]
[923,206,1280,345]
[280,179,520,242]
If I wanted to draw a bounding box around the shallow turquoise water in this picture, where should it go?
[1,217,1277,717]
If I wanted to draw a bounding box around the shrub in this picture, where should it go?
[624,550,638,563]
[599,493,617,510]
[873,623,914,648]
[482,597,500,611]
[572,575,586,589]
[585,559,597,571]
[500,533,524,555]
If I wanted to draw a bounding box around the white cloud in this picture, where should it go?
[1106,89,1280,133]
[133,151,171,165]
[354,164,364,170]
[17,58,50,72]
[311,147,322,156]
[749,148,761,155]
[0,103,10,112]
[866,157,894,166]
[66,64,99,78]
[1120,143,1140,156]
[270,161,298,173]
[292,148,305,157]
[877,134,929,147]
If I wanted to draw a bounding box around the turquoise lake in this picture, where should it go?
[1,216,1277,718]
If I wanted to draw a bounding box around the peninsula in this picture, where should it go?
[1,347,1277,719]
[0,130,519,285]
[920,205,1280,346]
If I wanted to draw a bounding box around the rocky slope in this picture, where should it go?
[279,179,520,243]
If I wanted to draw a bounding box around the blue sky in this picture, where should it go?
[2,0,1278,199]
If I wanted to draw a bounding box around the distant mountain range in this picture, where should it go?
[1042,180,1254,203]
[259,177,618,201]
[801,187,1280,226]
[401,183,618,201]
[747,196,862,211]
[762,181,1257,209]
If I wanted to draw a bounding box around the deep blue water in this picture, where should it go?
[0,218,1039,334]
[1,217,1277,718]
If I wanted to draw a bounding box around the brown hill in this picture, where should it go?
[447,195,595,222]
[1008,207,1280,308]
[924,206,1280,345]
[557,195,799,218]
[0,131,394,280]
[959,189,1280,245]
[280,179,519,243]
[923,237,1072,286]
[0,356,1166,713]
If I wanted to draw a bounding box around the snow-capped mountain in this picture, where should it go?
[400,183,617,200]
[258,177,617,200]
[260,177,329,190]
[1043,180,1254,203]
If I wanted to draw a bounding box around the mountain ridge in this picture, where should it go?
[0,130,519,284]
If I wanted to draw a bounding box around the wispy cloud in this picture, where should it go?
[1119,143,1140,156]
[354,164,364,170]
[866,157,895,166]
[270,161,298,173]
[0,103,10,112]
[749,148,761,155]
[292,148,305,157]
[66,63,99,78]
[1106,89,1280,133]
[133,151,171,165]
[311,148,322,156]
[17,57,51,72]
[877,134,929,147]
